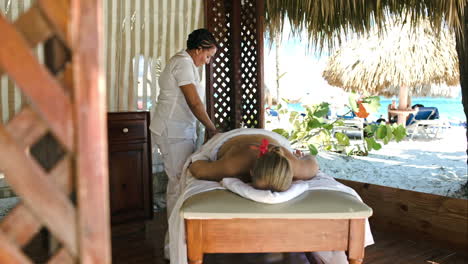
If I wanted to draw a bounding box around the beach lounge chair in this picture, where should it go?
[406,107,447,139]
[336,111,357,120]
[332,110,365,140]
[266,108,279,117]
[182,189,373,264]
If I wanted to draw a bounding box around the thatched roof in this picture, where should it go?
[321,17,460,97]
[265,0,466,52]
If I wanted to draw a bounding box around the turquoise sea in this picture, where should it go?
[377,97,466,123]
[287,96,466,125]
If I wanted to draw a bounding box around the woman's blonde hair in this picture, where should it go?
[251,146,293,192]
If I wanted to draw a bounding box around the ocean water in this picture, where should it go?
[377,97,466,122]
[287,97,466,124]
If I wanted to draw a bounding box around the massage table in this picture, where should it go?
[182,189,373,264]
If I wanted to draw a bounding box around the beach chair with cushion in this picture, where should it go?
[406,107,447,139]
[182,189,373,264]
[332,118,365,140]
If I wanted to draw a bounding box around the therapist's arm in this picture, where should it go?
[180,83,218,137]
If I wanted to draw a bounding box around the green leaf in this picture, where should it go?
[383,137,389,144]
[313,102,330,117]
[272,128,289,139]
[290,130,299,140]
[385,124,394,142]
[289,111,298,123]
[278,72,287,80]
[335,120,345,126]
[365,137,373,150]
[308,144,318,155]
[307,118,322,129]
[348,93,359,112]
[293,120,301,130]
[296,131,307,139]
[376,125,387,139]
[393,125,407,142]
[322,129,331,136]
[335,132,350,146]
[365,137,382,151]
[361,96,380,113]
[323,123,333,130]
[364,124,378,136]
[306,106,314,117]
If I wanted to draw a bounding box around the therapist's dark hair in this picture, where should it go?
[187,29,218,50]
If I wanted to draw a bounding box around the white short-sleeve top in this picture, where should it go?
[150,50,202,138]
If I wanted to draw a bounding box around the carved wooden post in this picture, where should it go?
[71,0,112,263]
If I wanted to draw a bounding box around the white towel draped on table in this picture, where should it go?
[168,128,374,264]
[221,177,310,204]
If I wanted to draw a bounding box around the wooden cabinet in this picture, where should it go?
[108,112,153,224]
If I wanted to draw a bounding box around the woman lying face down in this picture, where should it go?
[188,134,319,192]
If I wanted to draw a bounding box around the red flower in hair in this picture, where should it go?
[258,138,269,157]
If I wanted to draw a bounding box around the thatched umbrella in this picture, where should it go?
[322,17,460,125]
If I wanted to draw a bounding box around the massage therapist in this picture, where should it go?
[150,29,219,217]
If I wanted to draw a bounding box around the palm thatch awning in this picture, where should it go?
[322,17,460,96]
[265,0,466,52]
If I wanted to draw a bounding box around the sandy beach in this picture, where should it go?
[316,126,467,199]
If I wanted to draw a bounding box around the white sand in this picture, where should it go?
[316,126,467,199]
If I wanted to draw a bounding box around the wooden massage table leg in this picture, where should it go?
[348,219,365,264]
[186,219,204,264]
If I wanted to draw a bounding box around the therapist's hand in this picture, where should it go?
[207,128,219,138]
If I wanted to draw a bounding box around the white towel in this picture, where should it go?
[168,128,374,264]
[221,178,309,204]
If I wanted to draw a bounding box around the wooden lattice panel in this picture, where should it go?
[0,0,110,263]
[240,0,262,127]
[205,0,264,131]
[0,1,76,262]
[206,0,234,131]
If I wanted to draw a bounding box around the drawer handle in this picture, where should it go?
[122,128,129,133]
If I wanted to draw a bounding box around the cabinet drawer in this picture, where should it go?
[108,118,147,142]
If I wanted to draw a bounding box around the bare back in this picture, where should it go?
[189,134,319,182]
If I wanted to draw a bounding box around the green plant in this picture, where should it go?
[271,96,407,156]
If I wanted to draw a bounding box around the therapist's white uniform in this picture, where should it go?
[150,50,203,217]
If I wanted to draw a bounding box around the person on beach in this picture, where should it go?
[189,132,319,192]
[388,99,398,124]
[150,29,219,216]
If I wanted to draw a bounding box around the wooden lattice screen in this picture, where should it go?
[205,0,264,131]
[0,0,111,263]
